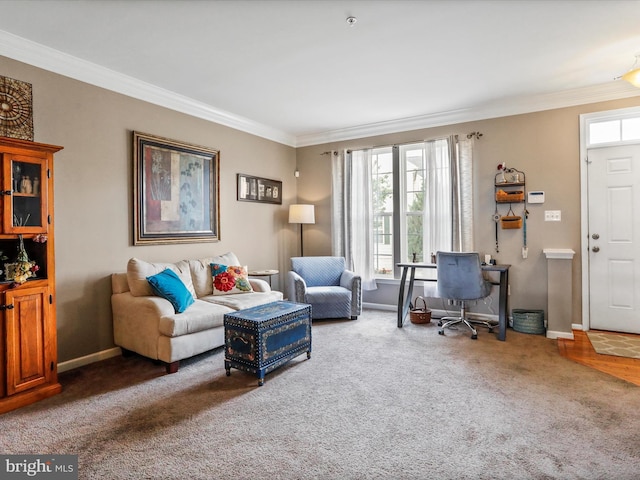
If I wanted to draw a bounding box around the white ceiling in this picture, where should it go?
[1,0,640,147]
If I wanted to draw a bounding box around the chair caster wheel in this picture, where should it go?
[437,321,443,326]
[471,334,478,340]
[438,330,444,335]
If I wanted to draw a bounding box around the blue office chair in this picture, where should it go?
[436,251,494,339]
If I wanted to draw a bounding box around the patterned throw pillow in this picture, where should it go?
[211,264,254,295]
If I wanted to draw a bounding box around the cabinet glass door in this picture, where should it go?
[8,156,46,233]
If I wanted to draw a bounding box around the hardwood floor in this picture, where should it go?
[558,330,640,386]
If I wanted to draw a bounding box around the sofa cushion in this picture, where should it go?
[305,286,352,319]
[127,258,196,298]
[188,252,240,298]
[158,299,233,337]
[211,264,254,295]
[200,290,283,310]
[147,269,195,314]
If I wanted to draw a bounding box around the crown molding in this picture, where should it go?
[0,30,297,147]
[2,30,640,149]
[295,82,640,147]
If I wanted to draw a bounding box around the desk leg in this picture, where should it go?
[397,267,409,327]
[498,270,509,341]
[397,267,417,328]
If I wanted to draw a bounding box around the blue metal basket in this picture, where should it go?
[512,309,545,335]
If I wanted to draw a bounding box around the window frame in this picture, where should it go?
[366,139,451,280]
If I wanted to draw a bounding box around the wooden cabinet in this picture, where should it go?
[2,153,50,234]
[0,138,62,414]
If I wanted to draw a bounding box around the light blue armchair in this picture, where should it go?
[286,256,362,320]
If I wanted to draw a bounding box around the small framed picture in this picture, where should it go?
[237,174,282,204]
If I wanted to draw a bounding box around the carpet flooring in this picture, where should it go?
[587,331,640,360]
[1,309,640,479]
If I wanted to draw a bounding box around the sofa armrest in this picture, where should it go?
[340,270,362,317]
[112,291,175,359]
[111,273,130,294]
[285,271,307,302]
[249,278,271,292]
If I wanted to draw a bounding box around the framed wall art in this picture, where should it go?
[237,174,282,204]
[0,76,34,141]
[133,131,220,245]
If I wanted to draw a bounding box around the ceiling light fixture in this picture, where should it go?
[621,54,640,87]
[346,16,357,26]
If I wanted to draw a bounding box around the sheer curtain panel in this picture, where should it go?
[331,150,377,290]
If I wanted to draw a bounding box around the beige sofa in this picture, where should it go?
[111,252,283,373]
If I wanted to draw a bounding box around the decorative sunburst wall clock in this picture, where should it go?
[0,75,34,141]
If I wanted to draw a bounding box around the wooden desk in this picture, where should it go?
[397,262,511,341]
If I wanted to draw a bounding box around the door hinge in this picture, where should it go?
[50,361,54,371]
[49,295,53,304]
[47,169,51,179]
[48,215,51,225]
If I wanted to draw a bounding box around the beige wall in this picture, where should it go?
[1,56,297,363]
[3,52,640,364]
[296,96,640,325]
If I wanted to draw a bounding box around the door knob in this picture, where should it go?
[591,233,600,240]
[592,246,600,252]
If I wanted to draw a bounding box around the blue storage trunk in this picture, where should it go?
[224,301,312,386]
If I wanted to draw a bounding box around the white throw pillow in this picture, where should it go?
[127,258,196,298]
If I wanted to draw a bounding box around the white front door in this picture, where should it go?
[588,144,640,333]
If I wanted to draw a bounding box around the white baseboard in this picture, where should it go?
[546,330,575,340]
[58,347,122,373]
[571,323,584,331]
[363,302,396,311]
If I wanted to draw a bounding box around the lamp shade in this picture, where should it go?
[289,204,315,224]
[622,55,640,88]
[623,67,640,88]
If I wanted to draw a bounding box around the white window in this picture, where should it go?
[334,136,473,286]
[372,147,394,276]
[588,116,640,146]
[369,138,460,279]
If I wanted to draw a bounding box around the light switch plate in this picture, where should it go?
[544,210,561,221]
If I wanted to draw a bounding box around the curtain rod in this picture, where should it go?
[466,131,483,139]
[321,131,483,155]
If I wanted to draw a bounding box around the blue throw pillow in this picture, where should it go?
[146,269,194,313]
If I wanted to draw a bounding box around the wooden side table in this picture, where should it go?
[248,269,279,286]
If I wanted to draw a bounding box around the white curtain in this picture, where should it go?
[423,136,474,256]
[331,151,346,257]
[331,150,377,290]
[423,138,452,257]
[454,136,475,252]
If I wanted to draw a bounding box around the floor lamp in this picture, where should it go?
[289,204,315,256]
